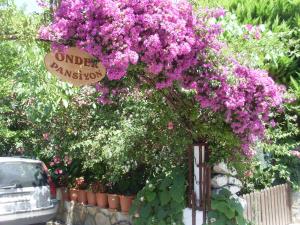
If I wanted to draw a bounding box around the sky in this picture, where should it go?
[15,0,42,13]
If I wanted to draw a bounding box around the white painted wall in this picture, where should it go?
[183,208,204,225]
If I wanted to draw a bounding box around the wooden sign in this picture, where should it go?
[44,47,106,86]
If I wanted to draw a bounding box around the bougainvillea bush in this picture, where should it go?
[39,0,286,157]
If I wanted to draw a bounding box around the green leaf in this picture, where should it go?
[145,191,156,202]
[158,221,166,225]
[157,207,167,220]
[212,201,235,219]
[211,215,227,225]
[159,191,171,206]
[170,185,184,203]
[208,211,219,219]
[234,203,244,216]
[140,205,151,218]
[236,215,247,225]
[159,178,172,191]
[173,174,185,187]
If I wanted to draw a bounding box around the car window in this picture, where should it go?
[0,162,48,188]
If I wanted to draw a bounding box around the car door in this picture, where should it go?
[0,161,52,216]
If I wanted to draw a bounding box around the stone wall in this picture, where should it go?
[291,191,300,224]
[56,201,132,225]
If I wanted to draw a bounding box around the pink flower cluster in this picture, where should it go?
[194,63,285,156]
[36,0,49,8]
[40,0,285,156]
[43,133,50,141]
[291,151,300,159]
[49,155,72,173]
[48,155,72,186]
[40,0,221,84]
[244,24,262,40]
[95,83,128,105]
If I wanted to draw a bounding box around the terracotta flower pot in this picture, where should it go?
[96,192,108,208]
[120,195,134,213]
[78,190,87,204]
[107,194,120,211]
[62,187,70,201]
[87,191,96,206]
[69,189,78,202]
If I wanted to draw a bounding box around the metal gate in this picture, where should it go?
[188,142,211,225]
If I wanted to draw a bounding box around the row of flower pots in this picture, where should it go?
[61,188,134,213]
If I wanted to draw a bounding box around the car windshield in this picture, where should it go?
[0,162,48,188]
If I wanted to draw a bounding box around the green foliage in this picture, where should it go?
[192,2,300,194]
[206,189,250,225]
[0,2,194,191]
[0,2,73,156]
[227,0,300,30]
[130,168,186,225]
[0,0,43,41]
[113,165,148,195]
[194,0,300,29]
[219,13,288,70]
[290,73,300,114]
[240,106,300,192]
[47,157,81,187]
[194,0,300,85]
[67,92,191,185]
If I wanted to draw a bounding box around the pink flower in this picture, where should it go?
[53,156,61,164]
[245,24,253,31]
[291,151,300,159]
[36,0,49,8]
[243,34,249,40]
[54,169,63,175]
[270,120,276,127]
[43,133,49,141]
[168,121,174,130]
[244,170,253,177]
[49,162,55,167]
[75,177,86,189]
[212,8,226,18]
[254,30,261,40]
[64,155,72,165]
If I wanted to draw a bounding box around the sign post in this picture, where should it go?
[44,47,106,86]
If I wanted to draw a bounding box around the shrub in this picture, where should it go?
[130,168,186,225]
[207,189,250,225]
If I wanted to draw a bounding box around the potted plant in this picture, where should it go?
[92,181,108,208]
[47,155,77,202]
[120,195,135,214]
[69,185,79,202]
[57,173,70,202]
[107,183,120,211]
[118,166,146,213]
[60,176,70,201]
[117,179,134,213]
[86,183,96,206]
[75,177,88,204]
[107,193,120,211]
[47,155,69,201]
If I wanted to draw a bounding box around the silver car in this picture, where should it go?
[0,157,58,225]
